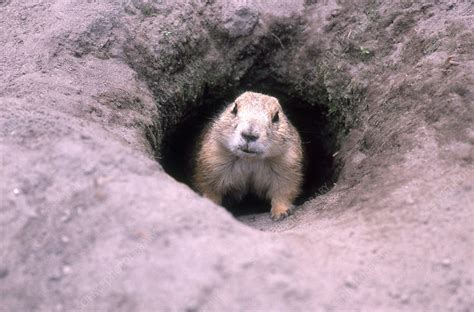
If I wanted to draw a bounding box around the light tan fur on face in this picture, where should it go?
[193,91,303,220]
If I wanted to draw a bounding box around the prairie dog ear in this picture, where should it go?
[273,98,282,109]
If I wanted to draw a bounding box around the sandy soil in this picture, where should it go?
[1,0,473,311]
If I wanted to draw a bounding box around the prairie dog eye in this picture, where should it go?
[272,111,279,123]
[231,104,238,115]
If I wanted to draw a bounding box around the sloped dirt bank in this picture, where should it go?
[0,1,473,311]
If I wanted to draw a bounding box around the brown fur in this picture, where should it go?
[193,91,303,220]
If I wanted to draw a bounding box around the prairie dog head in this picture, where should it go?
[213,92,293,159]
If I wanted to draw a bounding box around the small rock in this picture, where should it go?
[441,258,451,267]
[60,210,72,223]
[400,293,410,304]
[62,265,72,275]
[49,270,62,281]
[351,151,367,165]
[12,188,21,195]
[80,134,91,140]
[330,9,341,17]
[222,7,259,39]
[60,235,70,243]
[344,276,357,289]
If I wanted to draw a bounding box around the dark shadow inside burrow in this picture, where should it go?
[157,77,341,217]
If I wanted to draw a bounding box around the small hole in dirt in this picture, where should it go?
[157,78,341,217]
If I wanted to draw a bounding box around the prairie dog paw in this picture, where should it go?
[270,205,291,221]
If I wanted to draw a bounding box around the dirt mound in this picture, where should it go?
[1,1,473,311]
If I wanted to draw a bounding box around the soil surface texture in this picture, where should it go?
[1,1,473,311]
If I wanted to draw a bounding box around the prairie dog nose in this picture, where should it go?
[241,131,259,142]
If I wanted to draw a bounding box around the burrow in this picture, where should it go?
[137,25,360,219]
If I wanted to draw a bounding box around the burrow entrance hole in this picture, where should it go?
[156,74,343,217]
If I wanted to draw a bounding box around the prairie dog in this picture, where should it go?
[193,91,303,220]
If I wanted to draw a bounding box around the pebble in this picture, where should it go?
[79,134,91,140]
[62,265,72,275]
[344,276,357,289]
[49,270,62,281]
[60,211,72,223]
[400,293,410,304]
[331,9,341,17]
[60,235,70,243]
[13,188,21,195]
[441,258,451,267]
